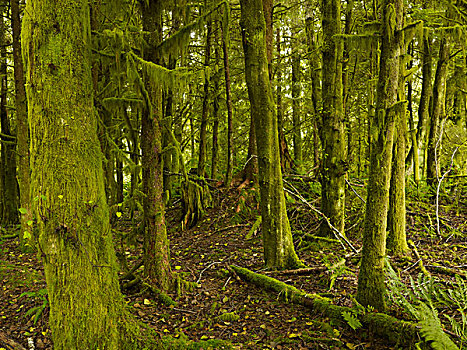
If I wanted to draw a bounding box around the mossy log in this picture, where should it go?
[231,265,426,348]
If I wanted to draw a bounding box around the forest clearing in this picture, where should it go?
[0,0,467,349]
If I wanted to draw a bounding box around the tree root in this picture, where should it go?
[231,265,427,349]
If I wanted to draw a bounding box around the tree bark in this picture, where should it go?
[0,11,19,226]
[11,0,32,248]
[240,0,302,269]
[320,0,346,237]
[23,0,137,347]
[426,38,449,187]
[197,20,212,178]
[292,45,302,171]
[357,0,403,311]
[140,0,172,291]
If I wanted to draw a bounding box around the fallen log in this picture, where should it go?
[231,265,426,348]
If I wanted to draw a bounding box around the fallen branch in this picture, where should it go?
[0,332,27,350]
[266,266,328,275]
[231,265,424,348]
[425,265,467,280]
[283,181,358,254]
[408,240,431,277]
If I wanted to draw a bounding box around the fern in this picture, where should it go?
[245,216,261,240]
[416,302,459,350]
[341,311,362,330]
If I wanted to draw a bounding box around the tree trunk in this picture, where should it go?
[197,20,212,178]
[320,0,346,237]
[357,0,403,311]
[141,0,172,291]
[240,0,302,269]
[292,45,302,172]
[22,0,137,347]
[387,56,409,256]
[276,29,294,173]
[426,38,449,187]
[416,32,433,182]
[0,11,19,226]
[11,0,32,248]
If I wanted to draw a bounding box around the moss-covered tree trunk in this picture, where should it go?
[240,0,302,269]
[11,0,31,248]
[0,11,19,226]
[357,0,403,311]
[416,33,432,182]
[305,15,322,173]
[141,0,172,291]
[22,0,138,348]
[387,58,409,256]
[426,38,449,187]
[197,19,212,178]
[291,46,302,172]
[276,29,294,173]
[319,0,346,237]
[221,21,234,187]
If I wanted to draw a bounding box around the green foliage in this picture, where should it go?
[341,310,362,330]
[218,311,240,322]
[20,288,48,325]
[245,215,261,240]
[387,261,467,348]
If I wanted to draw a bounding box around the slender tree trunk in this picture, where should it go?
[240,0,302,269]
[357,0,403,311]
[22,0,138,347]
[0,11,19,226]
[320,0,346,237]
[141,0,172,291]
[197,20,212,178]
[417,35,432,181]
[211,25,220,180]
[427,38,449,187]
[305,15,322,173]
[11,0,32,248]
[276,29,293,173]
[292,45,302,171]
[221,22,234,187]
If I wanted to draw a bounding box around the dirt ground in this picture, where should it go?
[0,184,466,349]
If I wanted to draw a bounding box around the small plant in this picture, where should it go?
[341,310,362,330]
[20,288,48,325]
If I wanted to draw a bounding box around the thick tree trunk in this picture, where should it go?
[357,0,403,311]
[11,0,31,248]
[387,64,409,256]
[320,0,346,237]
[240,0,302,269]
[22,0,137,347]
[426,38,449,187]
[141,0,172,291]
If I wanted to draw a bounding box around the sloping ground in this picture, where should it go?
[0,183,465,349]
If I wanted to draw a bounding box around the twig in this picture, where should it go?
[222,276,232,289]
[197,261,222,283]
[408,240,430,277]
[283,180,358,254]
[345,179,366,204]
[436,142,465,237]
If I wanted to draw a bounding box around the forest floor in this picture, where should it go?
[0,179,466,349]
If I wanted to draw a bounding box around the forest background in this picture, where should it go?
[0,0,466,349]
